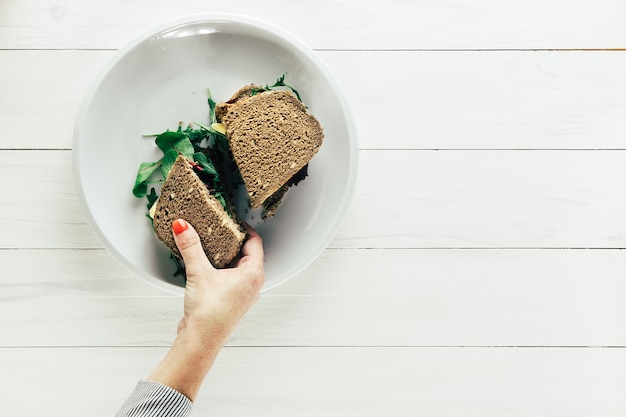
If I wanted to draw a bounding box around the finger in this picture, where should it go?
[238,225,264,268]
[172,219,214,273]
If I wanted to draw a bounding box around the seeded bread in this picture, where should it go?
[215,88,324,210]
[152,155,246,268]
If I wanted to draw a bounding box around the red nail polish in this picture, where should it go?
[172,219,188,235]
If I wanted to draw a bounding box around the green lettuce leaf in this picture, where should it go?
[192,152,218,177]
[155,132,195,158]
[161,148,179,179]
[132,160,162,198]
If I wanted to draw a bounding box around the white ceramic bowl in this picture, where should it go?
[73,14,358,294]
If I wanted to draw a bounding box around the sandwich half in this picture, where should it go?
[151,154,246,268]
[215,85,324,216]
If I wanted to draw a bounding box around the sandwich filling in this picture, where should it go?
[132,94,246,272]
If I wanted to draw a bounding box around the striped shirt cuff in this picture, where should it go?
[116,380,193,417]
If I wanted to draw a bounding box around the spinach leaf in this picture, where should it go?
[161,148,179,179]
[212,191,229,214]
[192,152,230,214]
[180,123,208,148]
[207,88,218,124]
[170,253,186,277]
[251,74,302,101]
[133,160,162,198]
[155,131,195,158]
[193,121,230,156]
[192,152,218,177]
[146,187,158,209]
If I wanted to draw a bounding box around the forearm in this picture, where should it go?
[117,221,264,416]
[147,326,227,401]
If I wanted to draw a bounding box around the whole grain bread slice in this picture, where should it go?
[152,155,246,268]
[215,88,324,210]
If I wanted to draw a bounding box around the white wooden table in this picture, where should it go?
[1,1,625,415]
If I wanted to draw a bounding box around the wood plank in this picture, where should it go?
[256,248,626,347]
[3,50,626,150]
[0,150,100,248]
[3,149,626,249]
[0,249,168,297]
[0,346,623,416]
[326,50,626,150]
[1,0,625,50]
[1,248,624,347]
[335,149,626,249]
[0,51,110,150]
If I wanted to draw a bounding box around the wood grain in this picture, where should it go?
[1,0,625,50]
[326,50,626,150]
[2,0,625,415]
[335,149,626,248]
[0,50,109,150]
[1,248,625,347]
[3,50,626,150]
[0,346,624,416]
[0,150,99,248]
[3,150,626,249]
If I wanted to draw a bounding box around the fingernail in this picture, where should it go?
[172,219,188,235]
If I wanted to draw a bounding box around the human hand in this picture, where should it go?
[146,219,264,400]
[172,218,265,345]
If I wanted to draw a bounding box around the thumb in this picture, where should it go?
[172,219,214,275]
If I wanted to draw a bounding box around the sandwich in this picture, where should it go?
[215,84,324,217]
[133,76,323,272]
[151,154,246,269]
